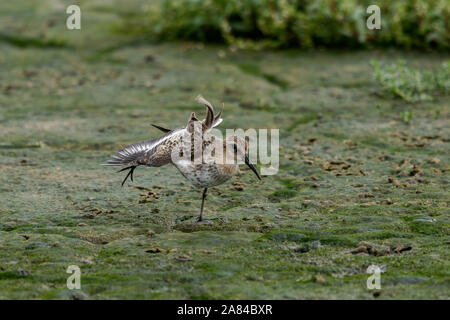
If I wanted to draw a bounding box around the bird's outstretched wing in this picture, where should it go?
[102,128,183,167]
[104,95,221,187]
[102,128,185,186]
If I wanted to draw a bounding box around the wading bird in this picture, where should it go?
[103,95,261,222]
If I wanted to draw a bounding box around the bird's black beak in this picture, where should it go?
[244,155,261,180]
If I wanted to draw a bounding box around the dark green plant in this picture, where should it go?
[121,0,450,50]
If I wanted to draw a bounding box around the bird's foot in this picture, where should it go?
[193,217,214,225]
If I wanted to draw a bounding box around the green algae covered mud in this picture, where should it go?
[0,0,449,299]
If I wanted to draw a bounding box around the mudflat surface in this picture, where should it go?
[0,1,448,299]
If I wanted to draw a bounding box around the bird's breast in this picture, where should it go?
[174,160,238,188]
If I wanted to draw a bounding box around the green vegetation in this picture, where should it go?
[371,59,450,102]
[125,0,450,50]
[0,0,449,299]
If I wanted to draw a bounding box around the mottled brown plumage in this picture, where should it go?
[103,95,261,222]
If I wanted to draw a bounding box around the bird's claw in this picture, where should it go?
[193,217,213,225]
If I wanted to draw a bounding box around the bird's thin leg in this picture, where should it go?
[196,188,208,222]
